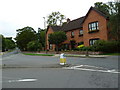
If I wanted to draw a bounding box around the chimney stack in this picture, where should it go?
[67,18,70,23]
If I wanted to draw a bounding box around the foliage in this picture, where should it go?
[47,11,66,26]
[108,2,120,40]
[48,31,67,52]
[77,44,84,48]
[5,38,16,50]
[27,41,42,51]
[15,26,37,51]
[0,35,5,52]
[37,28,46,48]
[92,40,120,53]
[23,53,54,56]
[77,46,93,51]
[0,35,16,52]
[94,2,110,15]
[94,2,120,40]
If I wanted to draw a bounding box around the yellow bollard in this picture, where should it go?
[60,53,66,65]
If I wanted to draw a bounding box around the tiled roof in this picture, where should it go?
[48,16,85,32]
[62,16,85,31]
[51,26,62,32]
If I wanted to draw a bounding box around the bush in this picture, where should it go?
[76,45,94,51]
[92,40,120,53]
[77,44,84,48]
[27,41,42,51]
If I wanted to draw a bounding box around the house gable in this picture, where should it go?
[83,7,109,46]
[82,7,108,23]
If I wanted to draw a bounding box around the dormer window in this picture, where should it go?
[88,21,99,33]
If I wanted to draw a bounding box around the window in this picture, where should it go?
[49,44,53,50]
[78,42,84,45]
[71,31,74,38]
[89,38,99,46]
[79,30,83,36]
[88,21,99,32]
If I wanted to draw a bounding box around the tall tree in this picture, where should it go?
[94,2,110,15]
[15,26,37,51]
[48,31,67,53]
[94,2,120,40]
[47,11,66,26]
[108,2,120,40]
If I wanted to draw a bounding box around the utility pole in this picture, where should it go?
[43,17,47,53]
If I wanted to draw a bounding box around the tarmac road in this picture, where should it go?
[2,53,119,88]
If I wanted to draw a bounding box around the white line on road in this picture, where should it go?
[63,65,120,74]
[8,79,37,82]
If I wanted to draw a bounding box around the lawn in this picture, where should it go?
[23,53,54,56]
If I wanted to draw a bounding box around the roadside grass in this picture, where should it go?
[23,53,54,56]
[99,53,120,55]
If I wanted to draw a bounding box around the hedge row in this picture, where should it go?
[77,40,120,53]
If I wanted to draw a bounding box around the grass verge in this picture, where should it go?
[99,53,120,55]
[23,53,54,56]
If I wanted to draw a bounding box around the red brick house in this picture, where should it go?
[46,7,109,51]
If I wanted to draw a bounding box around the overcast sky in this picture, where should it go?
[0,0,114,38]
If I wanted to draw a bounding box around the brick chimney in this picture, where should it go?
[67,18,70,23]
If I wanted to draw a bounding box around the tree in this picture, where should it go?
[27,41,42,51]
[94,2,120,40]
[15,26,37,51]
[47,11,66,26]
[108,2,120,40]
[48,31,67,53]
[94,2,110,15]
[5,38,16,50]
[37,28,46,48]
[0,34,6,52]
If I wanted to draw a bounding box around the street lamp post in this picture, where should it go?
[43,17,47,53]
[43,17,46,29]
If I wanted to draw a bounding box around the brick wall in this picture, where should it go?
[46,27,55,50]
[83,9,108,46]
[63,29,83,44]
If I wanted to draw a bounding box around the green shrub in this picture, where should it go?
[27,41,42,51]
[92,40,120,53]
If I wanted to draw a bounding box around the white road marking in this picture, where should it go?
[63,65,120,74]
[8,79,37,82]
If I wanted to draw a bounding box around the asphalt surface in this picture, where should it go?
[2,53,119,88]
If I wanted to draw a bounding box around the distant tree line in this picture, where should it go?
[0,35,16,52]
